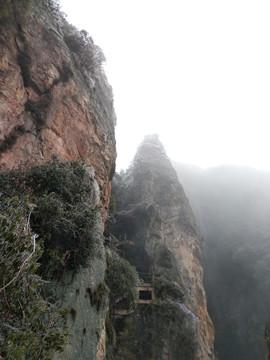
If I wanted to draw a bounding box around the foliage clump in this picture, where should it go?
[0,197,67,359]
[88,282,109,311]
[63,25,106,88]
[154,275,184,301]
[105,250,139,309]
[0,157,99,276]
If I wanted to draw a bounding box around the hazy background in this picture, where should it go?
[59,0,270,172]
[175,163,270,359]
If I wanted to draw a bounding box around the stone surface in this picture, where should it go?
[0,1,116,214]
[53,254,108,360]
[112,135,215,359]
[0,2,116,359]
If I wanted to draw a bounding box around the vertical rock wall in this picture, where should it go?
[0,0,116,212]
[112,135,214,359]
[0,1,116,358]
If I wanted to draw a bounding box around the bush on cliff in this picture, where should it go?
[0,157,99,277]
[105,250,139,309]
[154,275,185,301]
[0,197,67,359]
[63,25,106,88]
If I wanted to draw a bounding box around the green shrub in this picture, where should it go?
[88,282,109,311]
[105,251,139,309]
[154,276,184,301]
[0,197,67,359]
[0,157,99,276]
[63,25,106,88]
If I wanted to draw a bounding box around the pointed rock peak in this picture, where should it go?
[121,134,180,195]
[140,133,163,147]
[130,134,168,169]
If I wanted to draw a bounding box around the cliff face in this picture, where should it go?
[0,1,116,359]
[111,135,214,359]
[0,0,116,211]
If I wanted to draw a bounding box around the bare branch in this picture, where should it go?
[0,234,37,293]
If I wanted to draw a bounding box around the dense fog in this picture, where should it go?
[174,163,270,360]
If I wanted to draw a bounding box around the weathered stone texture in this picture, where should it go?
[0,3,116,359]
[0,2,116,214]
[113,135,215,359]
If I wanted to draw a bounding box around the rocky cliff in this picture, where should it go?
[0,1,116,359]
[0,0,116,212]
[110,135,214,359]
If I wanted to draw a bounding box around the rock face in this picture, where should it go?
[0,1,116,359]
[111,135,214,359]
[0,0,116,212]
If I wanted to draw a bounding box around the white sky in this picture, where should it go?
[59,0,270,171]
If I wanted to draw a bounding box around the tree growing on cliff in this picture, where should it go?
[105,250,139,309]
[0,157,99,276]
[0,197,67,359]
[63,24,106,88]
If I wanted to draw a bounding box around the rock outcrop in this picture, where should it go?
[111,135,214,359]
[0,0,116,212]
[0,1,116,358]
